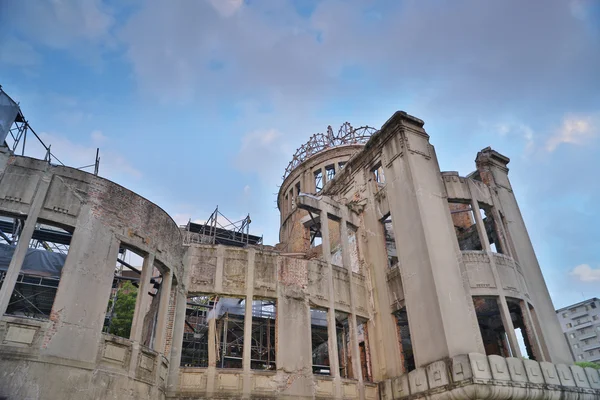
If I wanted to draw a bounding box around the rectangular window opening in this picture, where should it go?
[473,297,511,357]
[335,311,351,379]
[215,296,246,369]
[329,217,342,267]
[104,246,145,340]
[372,163,385,185]
[448,202,482,251]
[251,298,276,370]
[382,214,397,268]
[2,218,72,320]
[326,165,335,182]
[479,206,503,254]
[314,169,323,192]
[357,316,372,382]
[141,261,166,350]
[338,162,346,170]
[311,307,330,375]
[181,294,214,367]
[348,227,360,274]
[393,308,415,373]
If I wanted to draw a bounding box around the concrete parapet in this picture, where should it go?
[379,353,600,400]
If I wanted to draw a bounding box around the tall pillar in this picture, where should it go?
[319,211,342,397]
[153,269,173,354]
[381,112,484,366]
[166,285,187,394]
[475,147,572,364]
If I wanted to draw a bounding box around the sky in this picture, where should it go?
[0,0,599,309]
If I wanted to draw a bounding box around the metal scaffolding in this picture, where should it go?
[0,85,100,174]
[283,122,378,180]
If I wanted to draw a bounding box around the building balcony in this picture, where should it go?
[582,343,600,352]
[579,332,598,341]
[570,311,589,319]
[574,320,593,330]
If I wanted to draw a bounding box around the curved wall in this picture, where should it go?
[278,145,363,251]
[0,153,184,400]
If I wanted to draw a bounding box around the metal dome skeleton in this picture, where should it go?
[282,122,378,180]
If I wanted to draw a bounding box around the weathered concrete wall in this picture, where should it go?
[0,153,183,400]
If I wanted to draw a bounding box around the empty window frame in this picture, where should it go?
[181,294,214,367]
[314,169,323,192]
[348,227,360,274]
[215,296,246,369]
[104,246,156,342]
[336,311,351,379]
[295,182,301,196]
[472,297,511,357]
[393,307,415,373]
[506,298,538,360]
[382,214,398,268]
[311,307,330,375]
[338,162,346,170]
[2,218,72,320]
[325,164,335,182]
[329,217,342,267]
[371,163,385,185]
[251,299,276,370]
[479,206,503,254]
[448,202,483,251]
[289,188,294,209]
[357,316,372,382]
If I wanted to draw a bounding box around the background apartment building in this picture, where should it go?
[557,297,600,364]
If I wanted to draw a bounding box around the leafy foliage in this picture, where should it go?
[108,281,138,338]
[575,361,600,370]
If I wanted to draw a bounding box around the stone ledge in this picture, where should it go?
[380,353,600,400]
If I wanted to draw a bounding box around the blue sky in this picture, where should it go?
[1,0,599,308]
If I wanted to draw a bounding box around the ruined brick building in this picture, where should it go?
[0,91,599,399]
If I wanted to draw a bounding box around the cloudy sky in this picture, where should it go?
[1,0,599,308]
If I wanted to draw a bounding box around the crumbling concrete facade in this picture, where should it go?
[0,112,599,400]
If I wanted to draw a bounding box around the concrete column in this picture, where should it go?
[381,112,484,366]
[319,210,341,397]
[242,249,255,397]
[469,191,521,358]
[0,173,50,316]
[521,300,545,361]
[475,147,573,364]
[340,218,365,399]
[130,253,155,342]
[166,285,187,394]
[153,269,173,353]
[43,209,119,364]
[359,191,403,380]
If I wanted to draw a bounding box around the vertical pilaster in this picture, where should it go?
[242,249,255,397]
[382,112,484,366]
[153,269,173,354]
[166,285,187,394]
[129,253,156,375]
[319,210,341,397]
[341,217,365,399]
[476,148,572,364]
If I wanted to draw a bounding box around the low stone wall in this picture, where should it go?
[380,353,600,400]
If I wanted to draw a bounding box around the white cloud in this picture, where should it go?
[25,131,142,182]
[570,264,600,282]
[546,114,598,152]
[236,129,290,181]
[208,0,244,17]
[91,130,108,144]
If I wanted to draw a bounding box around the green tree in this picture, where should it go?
[108,281,138,338]
[575,361,600,370]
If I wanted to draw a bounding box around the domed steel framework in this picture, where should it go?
[282,122,378,180]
